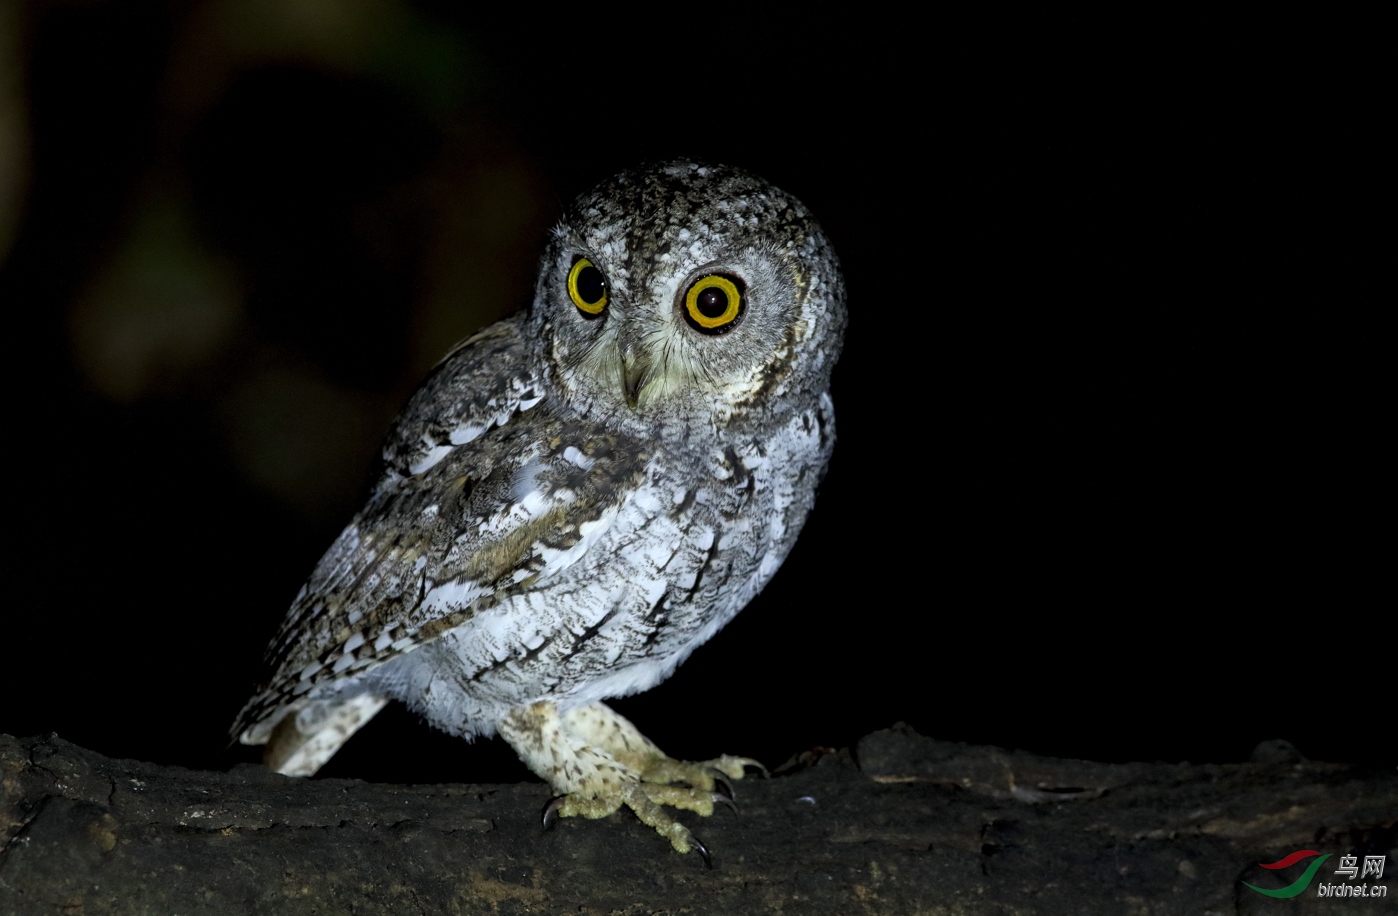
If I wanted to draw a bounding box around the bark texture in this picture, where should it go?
[1,727,1394,914]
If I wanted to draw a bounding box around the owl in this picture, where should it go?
[232,160,846,861]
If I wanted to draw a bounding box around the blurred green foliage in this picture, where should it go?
[26,0,546,523]
[0,0,27,263]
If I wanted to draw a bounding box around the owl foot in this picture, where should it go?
[539,783,718,861]
[541,784,734,827]
[558,703,765,797]
[500,700,757,861]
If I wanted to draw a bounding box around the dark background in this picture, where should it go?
[0,3,1386,783]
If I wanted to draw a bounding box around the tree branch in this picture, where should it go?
[2,727,1394,913]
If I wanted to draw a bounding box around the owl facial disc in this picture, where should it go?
[539,161,845,419]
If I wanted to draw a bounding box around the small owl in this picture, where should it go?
[232,161,846,860]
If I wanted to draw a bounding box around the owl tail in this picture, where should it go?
[262,694,389,777]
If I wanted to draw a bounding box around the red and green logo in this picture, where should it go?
[1244,849,1332,898]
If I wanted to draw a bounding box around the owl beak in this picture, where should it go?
[621,347,653,410]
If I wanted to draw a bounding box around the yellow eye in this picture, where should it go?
[567,258,607,316]
[683,274,743,333]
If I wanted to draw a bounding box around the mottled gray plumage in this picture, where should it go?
[233,162,845,814]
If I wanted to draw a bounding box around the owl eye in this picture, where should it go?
[567,258,608,317]
[683,274,744,334]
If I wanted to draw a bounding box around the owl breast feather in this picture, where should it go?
[366,396,834,738]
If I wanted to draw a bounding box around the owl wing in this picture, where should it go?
[378,313,546,480]
[231,313,644,747]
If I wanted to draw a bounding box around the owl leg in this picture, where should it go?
[498,701,724,858]
[559,702,765,796]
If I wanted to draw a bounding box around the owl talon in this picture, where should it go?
[691,834,713,869]
[541,795,566,830]
[712,792,738,815]
[707,768,735,800]
[698,754,768,781]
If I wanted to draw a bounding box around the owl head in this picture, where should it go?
[531,161,845,426]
